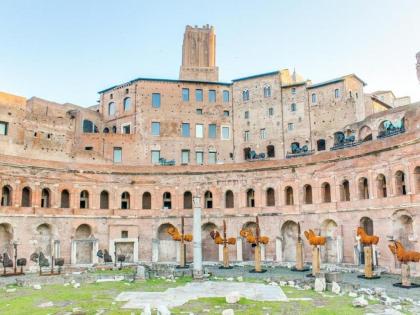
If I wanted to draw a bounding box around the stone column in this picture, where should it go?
[364,246,373,278]
[296,240,304,270]
[312,246,320,276]
[70,240,77,265]
[275,237,283,262]
[336,236,343,264]
[236,237,243,262]
[402,263,411,287]
[152,239,159,262]
[193,196,203,279]
[218,244,223,262]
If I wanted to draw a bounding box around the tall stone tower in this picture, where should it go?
[179,25,219,82]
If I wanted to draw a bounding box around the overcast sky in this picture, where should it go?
[0,0,419,106]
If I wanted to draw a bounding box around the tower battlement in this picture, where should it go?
[179,25,219,82]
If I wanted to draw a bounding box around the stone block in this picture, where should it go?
[325,272,342,283]
[225,291,240,304]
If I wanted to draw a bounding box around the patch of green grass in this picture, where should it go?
[0,277,192,315]
[171,285,370,315]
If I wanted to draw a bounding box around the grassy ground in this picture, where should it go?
[0,276,408,315]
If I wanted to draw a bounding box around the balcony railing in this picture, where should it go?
[377,127,405,139]
[330,140,361,151]
[286,149,315,159]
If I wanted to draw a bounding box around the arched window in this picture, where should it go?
[121,192,130,209]
[163,192,171,209]
[242,89,249,101]
[1,185,12,206]
[267,145,275,158]
[321,182,331,203]
[123,97,131,111]
[41,188,50,208]
[103,127,110,133]
[183,191,192,209]
[246,189,255,207]
[142,192,151,209]
[415,166,420,193]
[225,190,234,208]
[285,186,294,205]
[358,177,369,199]
[61,189,70,208]
[376,174,387,198]
[82,120,97,133]
[112,126,117,133]
[334,131,345,145]
[100,190,109,209]
[244,147,251,160]
[311,93,317,104]
[80,190,89,209]
[395,171,407,196]
[317,139,326,151]
[303,185,312,204]
[204,191,213,209]
[291,103,297,112]
[21,187,31,207]
[266,188,275,206]
[340,180,350,201]
[263,85,271,98]
[108,102,116,116]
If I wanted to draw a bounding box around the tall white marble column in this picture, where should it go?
[193,196,203,279]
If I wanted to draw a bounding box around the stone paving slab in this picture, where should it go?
[116,281,288,309]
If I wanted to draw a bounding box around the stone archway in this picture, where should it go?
[242,222,257,261]
[35,223,53,257]
[321,219,338,263]
[393,214,414,250]
[74,224,94,264]
[0,223,13,256]
[157,223,177,262]
[281,221,298,262]
[359,217,374,264]
[202,222,218,262]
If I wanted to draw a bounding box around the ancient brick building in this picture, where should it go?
[0,26,419,273]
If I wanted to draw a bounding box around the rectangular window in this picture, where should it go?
[113,147,122,163]
[244,111,249,119]
[121,231,128,238]
[152,93,161,108]
[222,126,230,140]
[122,124,131,134]
[0,122,8,135]
[268,108,274,116]
[260,128,267,139]
[223,90,230,102]
[208,151,217,164]
[196,108,203,115]
[244,130,250,142]
[195,89,203,102]
[223,110,230,117]
[334,88,340,98]
[182,88,190,102]
[209,90,216,102]
[195,124,204,138]
[181,150,190,164]
[288,123,294,131]
[151,150,160,164]
[291,87,296,95]
[151,122,160,136]
[196,151,204,165]
[181,123,190,137]
[208,124,217,138]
